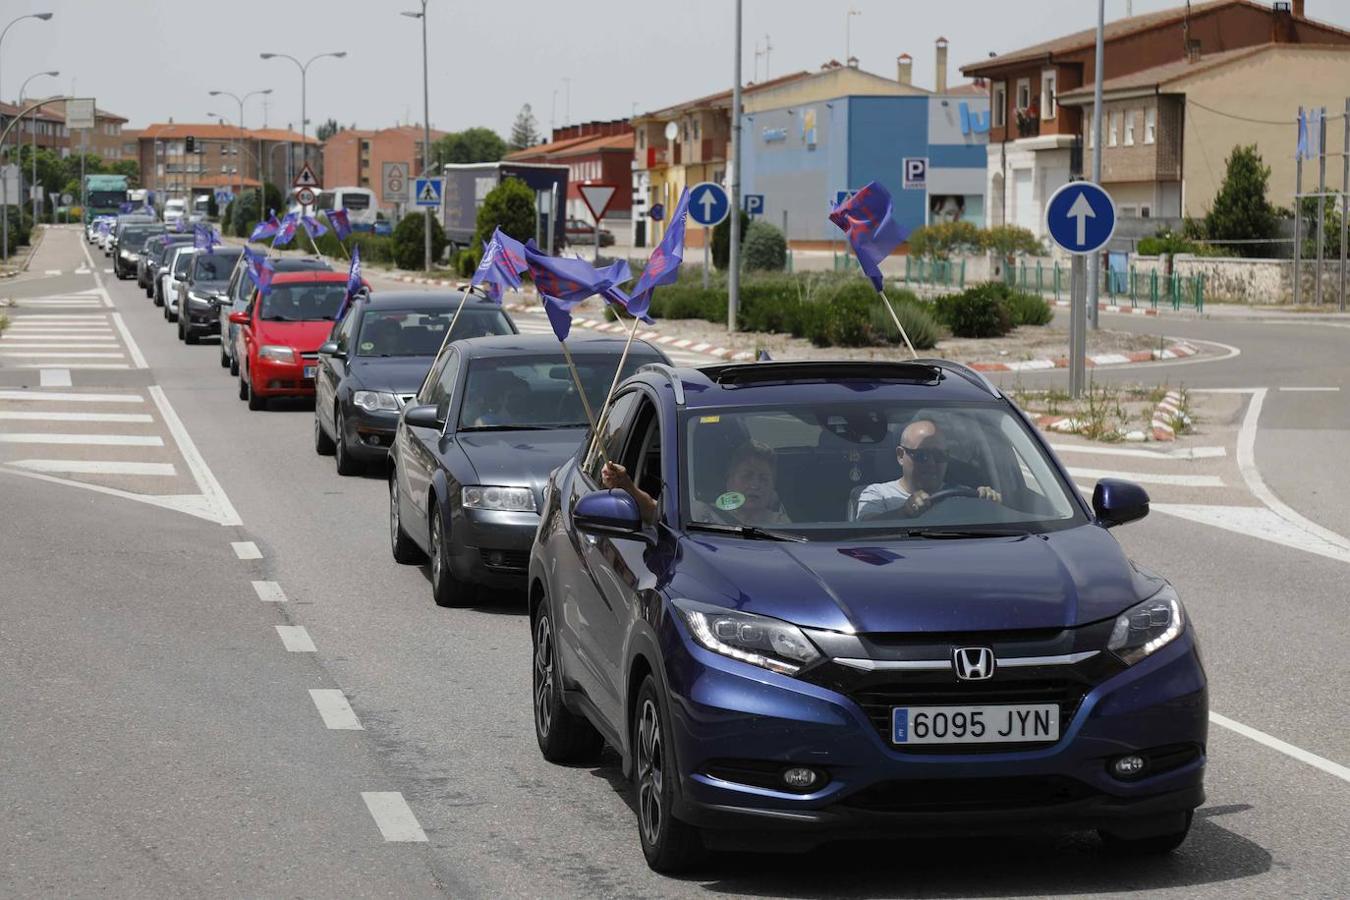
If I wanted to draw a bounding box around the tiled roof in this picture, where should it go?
[137,123,319,143]
[0,100,65,122]
[1055,45,1271,100]
[638,70,814,119]
[505,131,633,161]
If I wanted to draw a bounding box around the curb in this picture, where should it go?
[502,302,755,362]
[1150,390,1187,442]
[969,341,1198,373]
[1033,414,1149,442]
[1050,299,1160,317]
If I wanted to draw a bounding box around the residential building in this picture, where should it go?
[0,101,69,156]
[135,123,317,201]
[322,125,449,213]
[505,120,634,225]
[962,0,1350,238]
[41,101,129,160]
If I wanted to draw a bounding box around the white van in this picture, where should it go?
[163,198,188,227]
[316,187,378,229]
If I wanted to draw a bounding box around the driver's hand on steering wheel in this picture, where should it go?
[977,486,1003,504]
[901,490,931,517]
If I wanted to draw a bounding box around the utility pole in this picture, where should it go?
[1341,97,1348,312]
[402,2,432,270]
[1316,105,1327,306]
[763,34,773,80]
[728,0,743,332]
[1294,105,1304,306]
[845,8,861,62]
[1088,0,1105,331]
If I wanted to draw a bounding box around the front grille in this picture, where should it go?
[300,351,321,360]
[843,775,1096,814]
[480,548,529,572]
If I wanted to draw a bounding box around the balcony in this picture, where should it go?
[1015,111,1041,138]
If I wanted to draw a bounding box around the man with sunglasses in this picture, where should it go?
[855,419,1002,520]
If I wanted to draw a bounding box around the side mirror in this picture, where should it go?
[318,340,343,358]
[1093,478,1149,528]
[228,311,250,325]
[574,489,646,540]
[403,404,443,430]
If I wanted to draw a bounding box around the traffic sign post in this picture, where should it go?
[293,162,320,190]
[295,186,317,207]
[689,182,730,290]
[414,177,443,208]
[382,162,409,204]
[578,183,618,260]
[1045,181,1117,399]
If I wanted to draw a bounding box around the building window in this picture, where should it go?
[1124,110,1136,146]
[1041,69,1057,120]
[1015,78,1031,112]
[1108,112,1120,147]
[992,82,1006,128]
[1145,107,1157,144]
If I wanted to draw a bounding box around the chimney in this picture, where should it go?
[1294,0,1305,17]
[897,53,913,85]
[847,55,859,68]
[935,37,949,93]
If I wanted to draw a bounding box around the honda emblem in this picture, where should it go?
[953,647,995,681]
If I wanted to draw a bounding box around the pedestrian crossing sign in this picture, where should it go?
[414,177,443,207]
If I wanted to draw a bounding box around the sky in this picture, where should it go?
[4,0,1350,139]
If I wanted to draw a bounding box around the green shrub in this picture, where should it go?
[473,177,536,251]
[980,224,1046,257]
[742,220,787,271]
[711,208,750,270]
[1002,290,1053,326]
[392,212,448,270]
[908,221,983,259]
[455,247,480,277]
[934,284,1013,338]
[227,185,285,238]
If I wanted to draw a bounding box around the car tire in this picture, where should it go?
[176,314,186,341]
[532,602,604,763]
[388,474,424,564]
[429,505,476,608]
[314,412,336,455]
[185,327,199,345]
[633,675,704,874]
[334,409,362,476]
[238,372,249,401]
[247,382,267,411]
[153,284,163,306]
[1099,812,1193,856]
[219,342,230,368]
[229,351,239,376]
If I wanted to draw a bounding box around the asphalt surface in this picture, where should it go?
[2,227,1348,898]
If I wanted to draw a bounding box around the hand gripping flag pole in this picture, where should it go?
[583,312,641,466]
[828,181,917,359]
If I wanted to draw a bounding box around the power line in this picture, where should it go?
[1186,98,1346,127]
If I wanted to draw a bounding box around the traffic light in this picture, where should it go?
[185,136,196,153]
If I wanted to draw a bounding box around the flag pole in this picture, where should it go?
[878,291,918,359]
[558,338,601,445]
[584,313,642,465]
[417,285,476,397]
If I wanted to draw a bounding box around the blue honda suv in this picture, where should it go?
[528,360,1206,873]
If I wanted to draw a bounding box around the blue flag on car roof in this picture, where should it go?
[622,186,690,321]
[173,217,187,233]
[828,180,907,293]
[242,246,274,295]
[193,224,219,251]
[336,244,362,321]
[272,212,299,248]
[522,240,632,342]
[118,201,134,214]
[301,214,328,239]
[324,208,352,241]
[472,227,527,303]
[250,210,281,242]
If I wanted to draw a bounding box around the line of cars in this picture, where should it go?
[111,220,1207,874]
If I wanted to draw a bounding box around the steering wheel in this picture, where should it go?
[861,485,981,521]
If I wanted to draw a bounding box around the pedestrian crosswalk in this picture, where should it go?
[0,311,134,372]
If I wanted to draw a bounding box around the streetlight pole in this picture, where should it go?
[19,70,58,225]
[211,88,273,216]
[1,11,53,260]
[402,2,433,271]
[1088,0,1105,332]
[728,0,743,332]
[260,50,346,208]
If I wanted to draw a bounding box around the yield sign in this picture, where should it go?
[293,162,320,190]
[578,183,618,222]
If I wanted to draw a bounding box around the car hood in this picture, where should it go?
[252,320,335,351]
[191,280,229,295]
[669,525,1155,634]
[346,356,435,394]
[457,428,585,498]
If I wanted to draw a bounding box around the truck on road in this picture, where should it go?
[440,162,567,255]
[83,174,130,221]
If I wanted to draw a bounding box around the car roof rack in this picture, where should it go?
[637,363,686,405]
[911,358,1001,398]
[706,360,945,388]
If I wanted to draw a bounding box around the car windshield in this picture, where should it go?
[340,193,371,210]
[88,191,126,208]
[259,282,346,321]
[458,352,663,431]
[172,251,195,275]
[120,226,162,246]
[193,253,239,282]
[355,308,513,357]
[154,239,189,263]
[680,401,1084,538]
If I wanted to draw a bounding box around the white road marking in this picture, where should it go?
[0,466,220,524]
[1066,466,1224,488]
[0,433,164,447]
[251,580,287,602]
[9,459,177,476]
[1278,386,1340,392]
[18,300,102,307]
[7,313,107,319]
[309,689,363,730]
[39,369,71,387]
[111,313,147,369]
[12,363,130,370]
[1153,503,1350,565]
[0,352,125,358]
[44,269,62,275]
[361,792,427,842]
[0,342,120,349]
[1050,443,1227,461]
[0,390,142,403]
[148,387,242,526]
[103,268,113,274]
[0,411,152,422]
[231,541,262,560]
[275,626,316,652]
[1210,712,1350,784]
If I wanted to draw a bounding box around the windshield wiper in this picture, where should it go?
[901,527,1029,540]
[686,521,806,542]
[458,424,552,432]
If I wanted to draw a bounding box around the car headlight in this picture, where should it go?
[188,291,213,306]
[673,598,821,676]
[258,345,297,363]
[462,485,537,512]
[1108,585,1185,665]
[353,390,400,412]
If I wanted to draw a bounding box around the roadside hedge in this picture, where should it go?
[931,282,1051,337]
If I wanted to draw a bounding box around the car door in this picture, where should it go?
[317,307,358,435]
[398,347,460,550]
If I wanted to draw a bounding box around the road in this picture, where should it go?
[2,227,1348,898]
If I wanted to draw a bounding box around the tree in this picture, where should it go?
[107,159,139,186]
[908,221,983,259]
[316,118,341,142]
[508,104,540,150]
[434,127,507,165]
[392,211,447,270]
[1203,145,1277,258]
[474,177,537,250]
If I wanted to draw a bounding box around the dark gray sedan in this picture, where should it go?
[389,334,669,607]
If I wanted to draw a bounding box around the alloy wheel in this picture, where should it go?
[533,615,555,738]
[389,479,400,552]
[431,513,444,589]
[636,698,664,849]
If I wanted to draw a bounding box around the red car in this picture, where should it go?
[230,270,368,411]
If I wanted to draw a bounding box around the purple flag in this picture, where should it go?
[828,180,907,292]
[324,208,352,241]
[242,247,275,295]
[522,241,632,342]
[301,214,328,239]
[472,227,528,303]
[250,210,281,242]
[272,212,299,248]
[336,244,362,321]
[193,224,219,251]
[624,186,690,321]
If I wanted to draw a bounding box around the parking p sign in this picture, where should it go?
[903,158,928,190]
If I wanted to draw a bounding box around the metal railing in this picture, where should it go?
[1001,260,1204,312]
[901,256,966,288]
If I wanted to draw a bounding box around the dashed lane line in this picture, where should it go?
[251,580,287,602]
[275,626,316,653]
[309,689,363,730]
[361,792,428,842]
[231,541,262,560]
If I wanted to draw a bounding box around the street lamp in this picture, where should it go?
[1,10,54,261]
[210,88,273,214]
[259,50,346,202]
[19,70,58,225]
[402,2,433,270]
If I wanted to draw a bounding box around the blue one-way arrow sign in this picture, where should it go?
[688,181,729,227]
[1045,181,1116,255]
